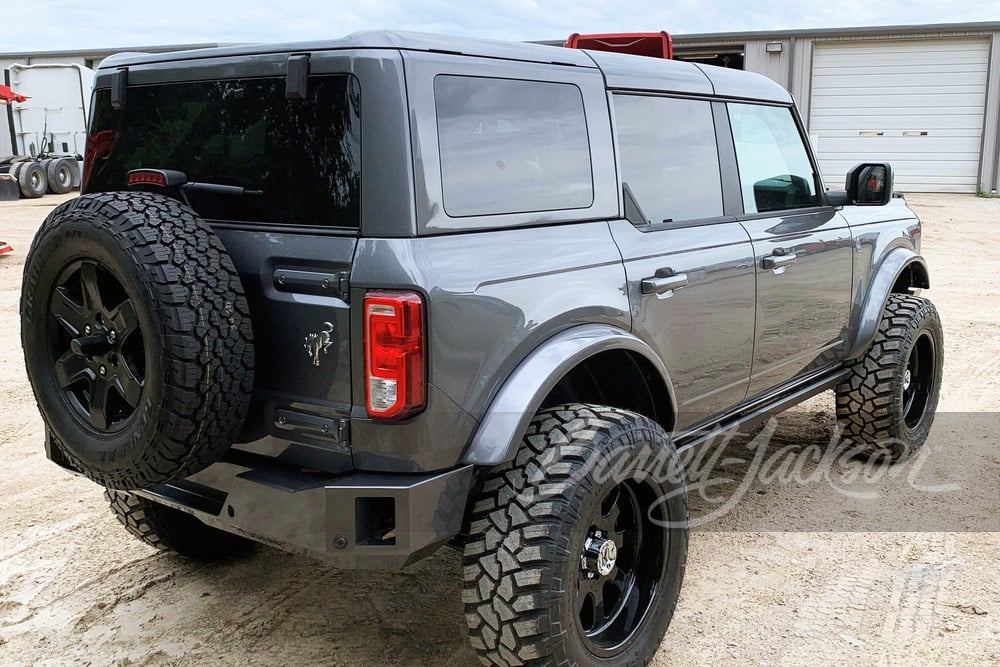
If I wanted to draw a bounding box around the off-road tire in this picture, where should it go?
[463,404,688,666]
[106,489,255,561]
[836,293,943,461]
[46,158,77,194]
[21,192,254,489]
[18,161,47,198]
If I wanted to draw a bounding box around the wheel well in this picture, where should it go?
[891,261,930,293]
[538,350,675,432]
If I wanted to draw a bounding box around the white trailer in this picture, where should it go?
[1,63,95,199]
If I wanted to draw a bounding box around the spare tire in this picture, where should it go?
[21,192,254,489]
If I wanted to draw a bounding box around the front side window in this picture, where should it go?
[613,94,723,224]
[435,75,593,217]
[728,103,819,214]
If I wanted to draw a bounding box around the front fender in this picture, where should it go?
[846,248,930,359]
[460,324,676,466]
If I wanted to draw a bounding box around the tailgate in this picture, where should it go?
[218,230,356,473]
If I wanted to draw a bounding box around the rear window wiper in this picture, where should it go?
[127,169,262,197]
[182,182,262,197]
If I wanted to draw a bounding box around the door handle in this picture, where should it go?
[641,272,689,295]
[762,253,797,270]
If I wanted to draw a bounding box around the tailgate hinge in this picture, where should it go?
[338,271,350,302]
[337,418,351,449]
[285,54,310,100]
[111,68,128,109]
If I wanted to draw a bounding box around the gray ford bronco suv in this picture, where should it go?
[20,31,942,666]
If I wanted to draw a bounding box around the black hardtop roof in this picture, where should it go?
[99,30,791,103]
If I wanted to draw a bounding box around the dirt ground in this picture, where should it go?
[1,193,998,666]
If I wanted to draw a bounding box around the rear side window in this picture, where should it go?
[727,103,819,214]
[434,75,593,217]
[613,94,723,224]
[85,75,361,228]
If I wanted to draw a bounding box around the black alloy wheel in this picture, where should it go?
[575,478,668,657]
[48,258,145,432]
[902,331,935,431]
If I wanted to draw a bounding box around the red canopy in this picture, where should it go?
[0,85,28,104]
[565,32,674,59]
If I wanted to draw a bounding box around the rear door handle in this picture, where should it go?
[641,272,689,295]
[762,253,797,270]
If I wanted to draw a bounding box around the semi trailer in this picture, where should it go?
[0,63,94,200]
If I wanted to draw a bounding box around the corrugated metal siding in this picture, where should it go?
[743,39,789,88]
[808,38,990,193]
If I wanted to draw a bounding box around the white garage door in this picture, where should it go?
[809,39,989,193]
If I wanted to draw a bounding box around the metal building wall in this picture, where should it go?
[677,23,1000,193]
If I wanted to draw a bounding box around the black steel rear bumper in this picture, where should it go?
[129,453,474,570]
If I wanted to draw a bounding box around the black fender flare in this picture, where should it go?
[460,324,677,466]
[846,248,930,359]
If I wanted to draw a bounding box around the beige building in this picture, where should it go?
[666,21,1000,194]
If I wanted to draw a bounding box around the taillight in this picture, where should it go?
[364,291,425,420]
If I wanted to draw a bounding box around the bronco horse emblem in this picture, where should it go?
[303,322,335,367]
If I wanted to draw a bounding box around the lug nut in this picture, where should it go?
[109,330,117,342]
[98,365,107,377]
[84,325,92,335]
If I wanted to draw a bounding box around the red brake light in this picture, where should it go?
[364,291,425,420]
[126,169,187,190]
[127,169,169,187]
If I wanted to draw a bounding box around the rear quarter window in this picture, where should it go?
[84,75,361,229]
[434,75,594,218]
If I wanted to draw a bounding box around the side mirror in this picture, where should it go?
[846,162,893,206]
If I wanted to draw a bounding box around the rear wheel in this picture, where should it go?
[463,404,688,666]
[18,161,47,198]
[106,490,255,561]
[836,293,943,461]
[46,158,77,194]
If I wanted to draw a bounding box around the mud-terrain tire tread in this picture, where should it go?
[21,192,254,489]
[835,293,942,461]
[106,489,254,561]
[462,403,688,666]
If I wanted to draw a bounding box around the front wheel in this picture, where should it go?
[462,404,688,666]
[836,293,943,461]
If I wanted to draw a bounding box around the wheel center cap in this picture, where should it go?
[596,540,617,576]
[903,369,912,391]
[70,333,113,357]
[582,534,618,578]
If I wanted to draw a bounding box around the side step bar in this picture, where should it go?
[673,367,851,454]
